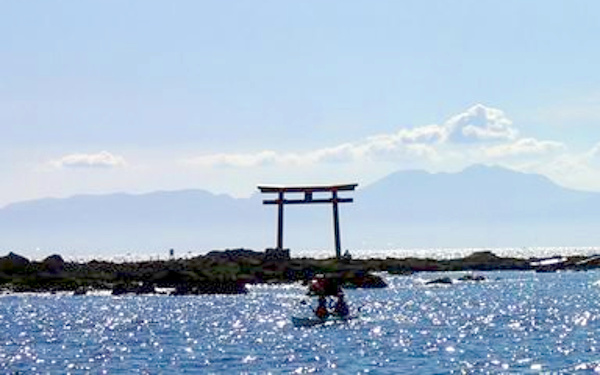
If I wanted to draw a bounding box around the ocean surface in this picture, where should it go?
[300,246,600,261]
[86,246,600,264]
[3,270,600,373]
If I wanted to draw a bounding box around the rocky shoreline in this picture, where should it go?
[1,249,599,295]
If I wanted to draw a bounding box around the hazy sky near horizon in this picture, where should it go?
[2,1,600,207]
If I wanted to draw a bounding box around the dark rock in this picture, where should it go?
[386,266,414,275]
[530,256,570,272]
[205,248,264,261]
[42,254,65,274]
[171,280,247,295]
[196,280,247,294]
[171,284,193,295]
[10,273,81,292]
[426,277,453,285]
[343,272,388,289]
[398,258,441,272]
[457,274,486,282]
[0,252,30,274]
[574,255,600,270]
[446,251,530,271]
[112,281,157,295]
[265,248,290,260]
[112,282,136,295]
[135,282,156,294]
[73,286,88,295]
[463,251,499,263]
[152,270,199,286]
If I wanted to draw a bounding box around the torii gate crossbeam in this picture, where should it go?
[257,183,358,259]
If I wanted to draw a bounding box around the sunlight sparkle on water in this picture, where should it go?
[2,270,600,372]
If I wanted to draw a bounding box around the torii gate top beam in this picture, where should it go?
[258,183,358,194]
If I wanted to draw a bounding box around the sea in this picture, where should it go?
[81,246,600,264]
[3,269,600,373]
[300,246,600,261]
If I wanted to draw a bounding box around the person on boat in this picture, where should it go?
[333,291,349,318]
[315,295,329,320]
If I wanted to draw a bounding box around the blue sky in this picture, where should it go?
[2,1,600,206]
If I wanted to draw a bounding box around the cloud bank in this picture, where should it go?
[185,104,563,168]
[52,151,126,169]
[484,138,566,158]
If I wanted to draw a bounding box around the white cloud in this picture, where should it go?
[185,134,439,168]
[362,104,516,147]
[52,151,126,169]
[360,139,438,161]
[579,142,600,171]
[375,124,446,145]
[444,104,518,143]
[308,143,361,163]
[306,138,438,164]
[484,138,566,158]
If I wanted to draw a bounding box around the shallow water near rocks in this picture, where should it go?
[2,270,600,373]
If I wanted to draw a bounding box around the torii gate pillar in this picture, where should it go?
[276,191,284,250]
[258,184,358,259]
[332,190,342,258]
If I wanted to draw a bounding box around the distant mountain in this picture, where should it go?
[0,190,272,256]
[348,165,600,249]
[2,165,600,258]
[355,165,599,223]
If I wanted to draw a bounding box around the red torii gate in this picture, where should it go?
[257,183,358,259]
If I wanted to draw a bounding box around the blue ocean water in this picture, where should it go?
[2,270,600,373]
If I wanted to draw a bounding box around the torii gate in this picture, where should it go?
[257,183,358,259]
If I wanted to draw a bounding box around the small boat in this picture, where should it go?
[291,315,357,328]
[292,274,356,327]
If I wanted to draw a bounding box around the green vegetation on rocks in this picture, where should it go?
[0,249,597,295]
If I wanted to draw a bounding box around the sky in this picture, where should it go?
[2,1,600,207]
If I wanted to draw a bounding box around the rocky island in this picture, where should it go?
[1,249,599,295]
